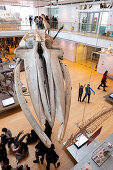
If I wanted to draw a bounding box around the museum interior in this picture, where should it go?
[0,0,113,170]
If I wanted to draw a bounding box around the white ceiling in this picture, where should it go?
[0,0,95,7]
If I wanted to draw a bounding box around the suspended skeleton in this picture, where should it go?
[14,32,71,148]
[65,107,113,148]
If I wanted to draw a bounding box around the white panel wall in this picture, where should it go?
[5,5,48,22]
[97,53,113,74]
[106,8,113,31]
[58,4,80,23]
[6,5,35,20]
[34,7,48,16]
[56,38,75,62]
[58,4,80,31]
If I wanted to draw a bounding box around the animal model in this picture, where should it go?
[41,14,50,34]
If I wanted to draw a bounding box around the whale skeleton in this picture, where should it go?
[14,32,71,148]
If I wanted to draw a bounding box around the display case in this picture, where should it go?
[92,141,113,166]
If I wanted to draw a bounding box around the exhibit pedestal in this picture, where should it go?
[71,134,113,170]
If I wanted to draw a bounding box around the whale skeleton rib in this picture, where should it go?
[14,32,71,146]
[60,63,71,140]
[14,61,51,148]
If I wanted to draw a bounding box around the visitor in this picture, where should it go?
[0,157,12,170]
[46,144,60,170]
[33,141,48,164]
[14,130,28,148]
[54,17,58,29]
[34,16,39,28]
[38,16,44,29]
[97,70,108,91]
[29,16,32,27]
[15,142,29,163]
[8,130,28,151]
[82,84,95,103]
[1,128,12,143]
[45,15,50,24]
[26,129,39,145]
[8,137,19,154]
[15,164,30,170]
[78,83,85,102]
[44,120,52,140]
[0,143,7,163]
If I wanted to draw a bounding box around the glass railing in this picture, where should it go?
[57,22,113,41]
[0,21,113,40]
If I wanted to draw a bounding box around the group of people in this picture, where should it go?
[33,15,58,29]
[78,70,108,103]
[0,127,39,169]
[33,120,60,170]
[0,120,60,170]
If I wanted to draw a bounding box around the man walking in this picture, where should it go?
[82,84,95,103]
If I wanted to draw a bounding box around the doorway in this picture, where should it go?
[80,12,100,33]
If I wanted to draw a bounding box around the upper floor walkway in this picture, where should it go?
[0,22,113,49]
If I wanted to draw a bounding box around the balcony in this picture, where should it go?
[0,21,113,48]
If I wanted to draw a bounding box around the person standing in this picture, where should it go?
[78,83,85,102]
[97,70,108,91]
[44,120,52,140]
[29,16,32,27]
[33,141,48,164]
[1,128,12,143]
[82,84,95,103]
[46,144,60,170]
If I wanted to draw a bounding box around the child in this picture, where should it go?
[78,83,84,102]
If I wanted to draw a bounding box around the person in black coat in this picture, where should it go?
[46,144,60,170]
[78,83,85,102]
[26,129,39,145]
[33,141,48,164]
[29,16,32,27]
[0,143,7,163]
[44,120,52,140]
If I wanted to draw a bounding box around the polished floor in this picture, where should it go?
[0,59,113,170]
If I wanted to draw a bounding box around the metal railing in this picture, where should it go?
[0,21,113,40]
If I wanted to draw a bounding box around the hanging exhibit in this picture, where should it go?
[14,30,71,148]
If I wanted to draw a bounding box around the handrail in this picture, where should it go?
[0,21,113,27]
[0,21,113,40]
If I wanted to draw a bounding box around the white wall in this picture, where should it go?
[58,4,80,31]
[56,38,75,62]
[97,53,113,74]
[58,4,80,23]
[106,8,113,31]
[5,5,48,23]
[34,7,48,16]
[6,5,35,21]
